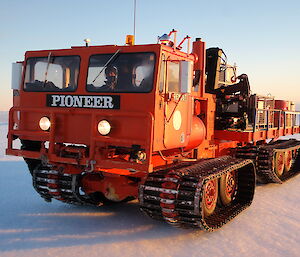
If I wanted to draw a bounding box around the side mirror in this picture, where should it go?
[180,61,193,93]
[11,62,23,90]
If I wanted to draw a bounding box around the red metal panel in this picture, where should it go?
[215,127,300,144]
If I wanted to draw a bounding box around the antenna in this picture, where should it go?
[133,0,137,40]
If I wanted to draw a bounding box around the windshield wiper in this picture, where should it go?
[92,49,120,83]
[44,52,52,84]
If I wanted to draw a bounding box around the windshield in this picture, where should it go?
[87,52,155,93]
[24,55,80,92]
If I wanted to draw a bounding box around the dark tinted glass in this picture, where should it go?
[24,55,80,92]
[87,52,155,93]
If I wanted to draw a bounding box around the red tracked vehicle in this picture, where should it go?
[6,31,300,231]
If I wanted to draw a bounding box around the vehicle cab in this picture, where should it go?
[7,33,208,177]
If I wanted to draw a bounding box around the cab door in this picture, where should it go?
[163,60,193,149]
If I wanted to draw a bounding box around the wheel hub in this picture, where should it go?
[225,171,236,198]
[204,180,217,209]
[278,154,284,170]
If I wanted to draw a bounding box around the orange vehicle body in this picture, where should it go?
[6,34,300,203]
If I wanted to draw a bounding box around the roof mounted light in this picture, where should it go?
[84,38,91,47]
[158,34,171,45]
[126,35,135,46]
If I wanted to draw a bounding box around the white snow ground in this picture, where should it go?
[0,111,299,257]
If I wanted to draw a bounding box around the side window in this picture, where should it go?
[167,61,180,92]
[133,64,152,88]
[134,66,144,87]
[159,54,166,92]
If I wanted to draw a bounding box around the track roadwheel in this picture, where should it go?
[219,170,238,205]
[274,152,284,177]
[203,178,218,217]
[284,150,293,172]
[292,149,298,158]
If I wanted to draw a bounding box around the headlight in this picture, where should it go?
[39,117,51,131]
[98,120,111,135]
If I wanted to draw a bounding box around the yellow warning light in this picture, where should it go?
[126,35,135,46]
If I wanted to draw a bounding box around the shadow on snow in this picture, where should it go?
[0,160,203,251]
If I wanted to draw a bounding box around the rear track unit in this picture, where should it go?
[139,156,256,231]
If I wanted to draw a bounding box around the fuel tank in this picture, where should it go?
[184,116,206,151]
[275,100,289,110]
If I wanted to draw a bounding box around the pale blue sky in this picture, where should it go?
[1,0,299,110]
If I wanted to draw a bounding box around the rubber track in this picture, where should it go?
[236,139,300,183]
[32,165,94,205]
[139,156,256,231]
